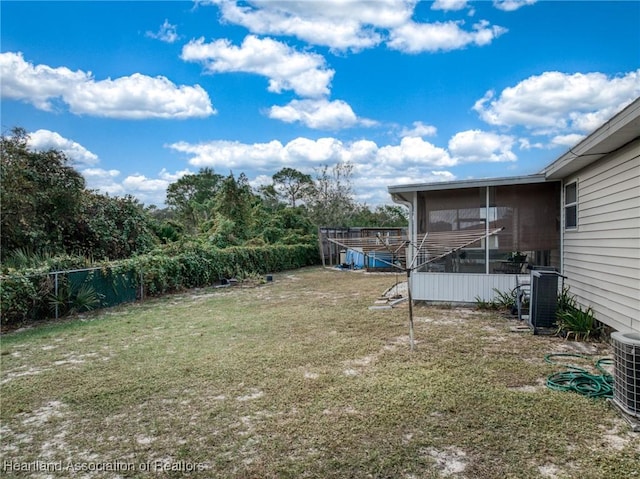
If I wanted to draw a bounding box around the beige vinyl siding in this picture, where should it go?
[563,140,640,333]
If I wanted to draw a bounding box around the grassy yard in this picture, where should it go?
[1,266,638,478]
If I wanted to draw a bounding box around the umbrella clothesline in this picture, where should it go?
[326,226,505,352]
[327,227,505,271]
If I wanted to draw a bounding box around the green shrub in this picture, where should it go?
[556,305,600,341]
[1,243,320,327]
[555,287,601,341]
[475,296,498,310]
[492,287,517,310]
[48,282,101,317]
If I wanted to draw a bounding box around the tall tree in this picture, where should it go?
[351,204,409,227]
[271,167,314,207]
[211,172,256,244]
[306,162,357,227]
[73,192,158,260]
[165,168,223,232]
[1,128,85,258]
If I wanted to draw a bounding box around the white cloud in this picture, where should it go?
[249,174,273,190]
[518,138,545,150]
[432,0,469,12]
[268,98,375,129]
[473,70,640,133]
[207,0,413,52]
[0,52,215,119]
[122,174,171,193]
[28,129,99,166]
[448,130,517,163]
[146,19,180,43]
[378,136,454,167]
[169,138,287,169]
[66,74,215,119]
[181,35,334,98]
[81,168,126,196]
[202,1,504,55]
[387,19,507,53]
[0,51,89,111]
[493,0,537,12]
[82,168,192,206]
[550,134,585,149]
[169,135,457,176]
[400,121,438,138]
[357,169,456,205]
[120,169,195,206]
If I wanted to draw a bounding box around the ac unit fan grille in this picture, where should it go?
[611,332,640,418]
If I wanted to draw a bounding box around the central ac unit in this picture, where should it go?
[611,331,640,418]
[528,269,559,334]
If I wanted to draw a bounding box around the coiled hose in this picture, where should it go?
[545,353,614,398]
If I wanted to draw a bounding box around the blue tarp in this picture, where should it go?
[345,249,365,268]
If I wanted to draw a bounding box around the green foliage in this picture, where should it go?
[475,296,498,310]
[0,273,51,325]
[475,288,516,311]
[213,172,256,240]
[205,214,241,248]
[150,219,184,244]
[350,204,409,227]
[1,128,161,263]
[555,287,601,341]
[557,284,576,312]
[1,127,85,259]
[48,282,101,317]
[271,167,314,207]
[72,192,159,260]
[306,162,357,227]
[165,168,223,232]
[492,287,517,310]
[2,247,58,270]
[122,242,319,296]
[1,243,320,326]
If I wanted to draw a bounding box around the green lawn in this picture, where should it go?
[1,267,638,478]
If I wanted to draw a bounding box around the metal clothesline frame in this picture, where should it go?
[327,226,505,350]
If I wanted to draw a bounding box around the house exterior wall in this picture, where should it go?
[562,139,640,333]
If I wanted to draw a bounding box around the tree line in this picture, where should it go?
[1,127,407,266]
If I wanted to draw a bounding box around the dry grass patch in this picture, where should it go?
[1,267,638,478]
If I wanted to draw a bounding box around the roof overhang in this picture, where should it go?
[543,97,640,179]
[388,174,550,195]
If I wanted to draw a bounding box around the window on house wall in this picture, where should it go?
[565,181,577,229]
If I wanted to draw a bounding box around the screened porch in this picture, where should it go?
[414,181,561,275]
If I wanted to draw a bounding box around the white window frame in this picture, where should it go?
[564,181,578,230]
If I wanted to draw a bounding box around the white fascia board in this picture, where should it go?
[387,174,548,195]
[544,97,640,179]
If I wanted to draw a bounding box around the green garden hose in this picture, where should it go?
[544,353,614,398]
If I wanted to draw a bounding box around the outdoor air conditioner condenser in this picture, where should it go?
[611,332,640,418]
[528,269,558,334]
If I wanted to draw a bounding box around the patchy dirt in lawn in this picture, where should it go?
[1,268,638,478]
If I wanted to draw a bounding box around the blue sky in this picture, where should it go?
[2,0,639,207]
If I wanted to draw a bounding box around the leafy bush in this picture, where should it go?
[492,287,517,310]
[48,282,101,317]
[555,287,601,341]
[1,243,320,327]
[475,296,498,310]
[475,287,517,311]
